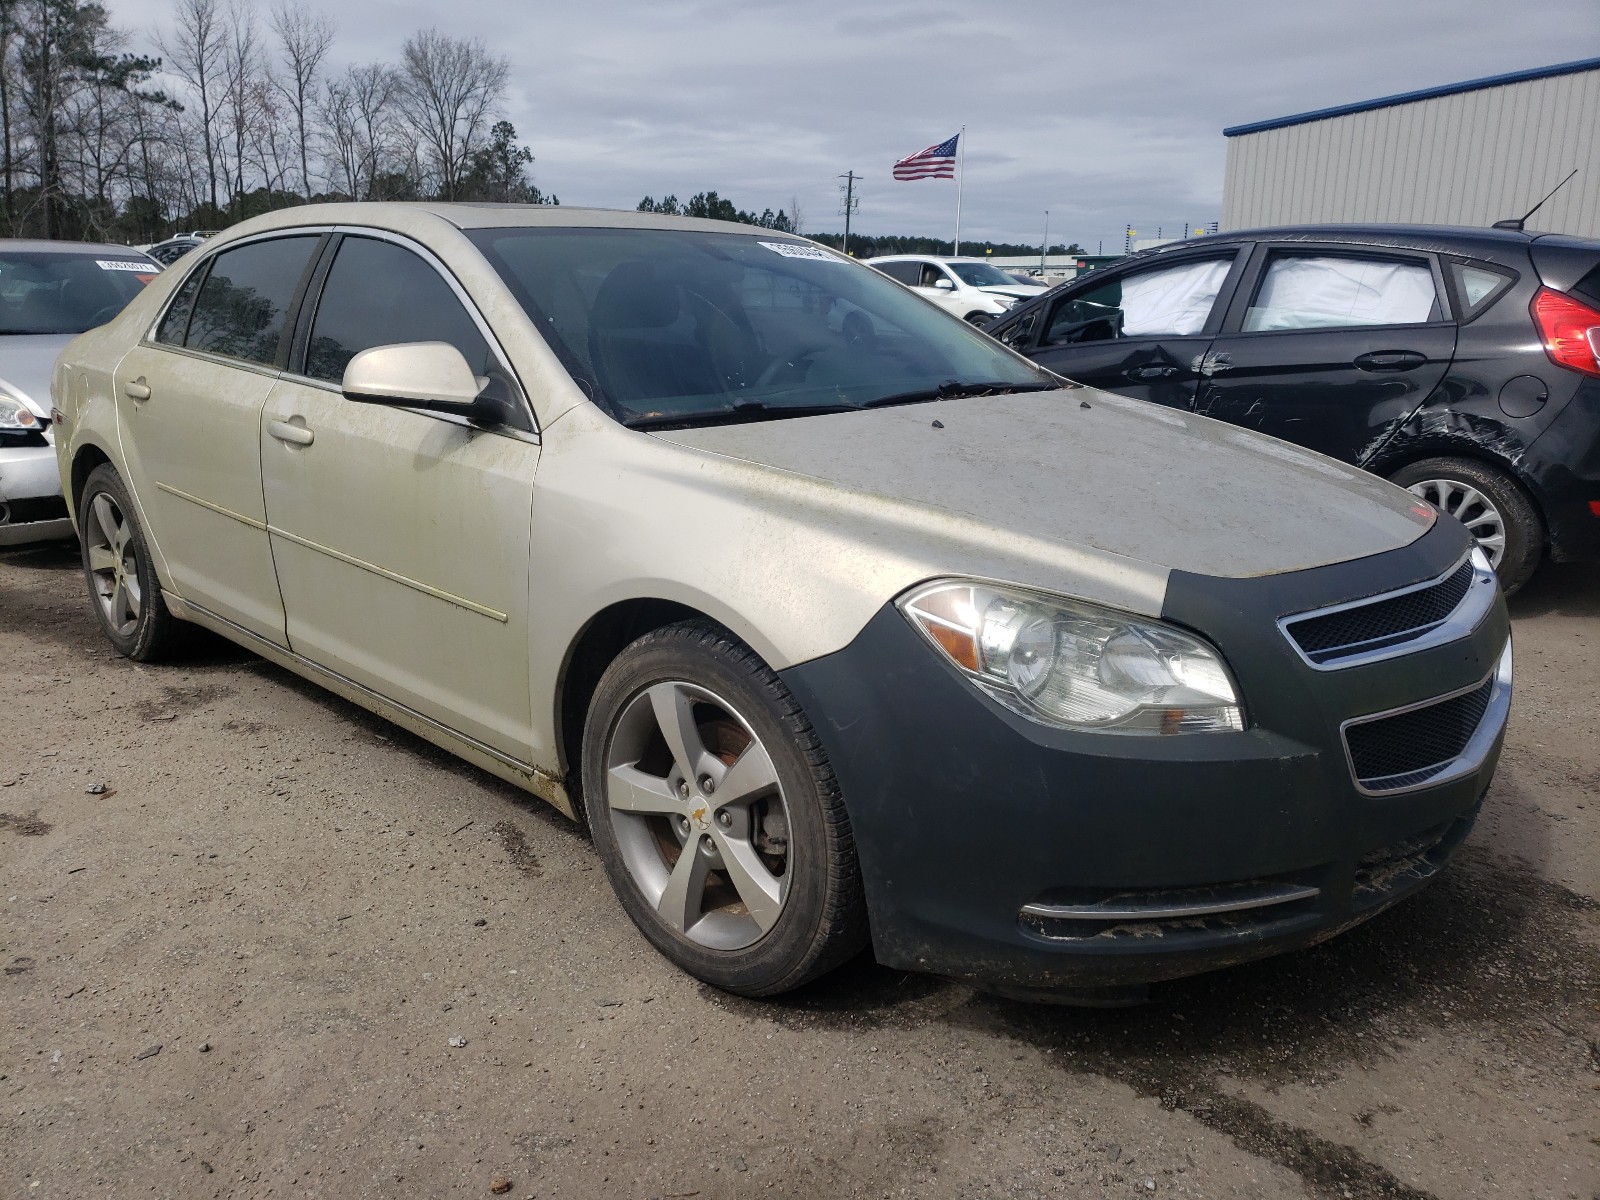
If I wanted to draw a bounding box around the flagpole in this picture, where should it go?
[954,124,965,255]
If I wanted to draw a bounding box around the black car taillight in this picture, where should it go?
[1531,286,1600,378]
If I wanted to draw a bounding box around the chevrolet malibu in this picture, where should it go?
[52,204,1512,1001]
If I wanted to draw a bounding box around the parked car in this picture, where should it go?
[0,240,158,544]
[867,254,1048,324]
[53,205,1510,1002]
[143,232,214,266]
[984,224,1600,592]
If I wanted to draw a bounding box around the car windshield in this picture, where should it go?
[467,227,1055,428]
[0,250,158,334]
[948,262,1025,288]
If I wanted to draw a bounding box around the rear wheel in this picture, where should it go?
[1389,457,1543,594]
[78,464,183,660]
[582,622,868,995]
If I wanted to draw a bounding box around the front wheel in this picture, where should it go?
[582,622,869,996]
[1388,457,1543,594]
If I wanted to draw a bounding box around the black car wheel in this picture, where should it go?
[582,621,869,996]
[1389,457,1543,593]
[78,464,185,660]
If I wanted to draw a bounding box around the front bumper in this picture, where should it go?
[780,518,1510,993]
[0,434,72,545]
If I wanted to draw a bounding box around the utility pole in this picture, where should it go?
[1040,210,1048,273]
[838,171,860,255]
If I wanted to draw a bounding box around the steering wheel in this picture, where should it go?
[751,346,824,388]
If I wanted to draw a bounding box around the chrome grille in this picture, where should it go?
[1284,557,1475,666]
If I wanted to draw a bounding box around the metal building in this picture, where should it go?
[1221,58,1600,238]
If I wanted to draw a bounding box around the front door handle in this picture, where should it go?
[1354,350,1427,372]
[268,419,314,446]
[123,377,151,401]
[1125,364,1178,381]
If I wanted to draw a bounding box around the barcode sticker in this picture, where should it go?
[759,242,840,262]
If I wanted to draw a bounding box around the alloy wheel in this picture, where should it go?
[84,491,142,637]
[1406,478,1507,568]
[603,680,791,951]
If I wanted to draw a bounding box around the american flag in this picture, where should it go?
[893,133,959,181]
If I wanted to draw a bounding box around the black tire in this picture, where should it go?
[963,311,991,326]
[582,621,869,996]
[77,464,184,661]
[1388,457,1544,594]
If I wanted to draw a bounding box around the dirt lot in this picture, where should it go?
[2,541,1597,1200]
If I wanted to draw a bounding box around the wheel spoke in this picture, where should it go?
[712,829,784,932]
[90,494,119,545]
[110,579,131,628]
[87,544,116,574]
[123,573,142,618]
[607,763,683,815]
[714,739,778,808]
[647,682,715,783]
[657,836,713,933]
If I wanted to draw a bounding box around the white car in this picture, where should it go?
[866,255,1049,324]
[0,240,159,544]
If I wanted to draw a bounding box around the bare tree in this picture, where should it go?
[788,194,805,237]
[159,0,224,213]
[268,0,329,198]
[217,0,262,214]
[320,60,400,200]
[395,28,505,200]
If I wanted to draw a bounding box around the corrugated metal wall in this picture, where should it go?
[1222,68,1600,238]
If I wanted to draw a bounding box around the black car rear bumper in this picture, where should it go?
[780,518,1510,994]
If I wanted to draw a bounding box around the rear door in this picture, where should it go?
[1196,245,1457,463]
[1013,250,1245,408]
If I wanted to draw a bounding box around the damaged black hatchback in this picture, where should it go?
[985,225,1600,592]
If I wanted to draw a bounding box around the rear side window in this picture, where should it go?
[1445,260,1515,320]
[183,236,320,366]
[1244,254,1438,332]
[1044,256,1231,345]
[874,261,919,285]
[303,236,493,383]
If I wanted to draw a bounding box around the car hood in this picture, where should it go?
[979,284,1048,299]
[653,387,1433,584]
[0,334,72,416]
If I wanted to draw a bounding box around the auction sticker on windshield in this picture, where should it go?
[760,242,840,261]
[96,260,153,272]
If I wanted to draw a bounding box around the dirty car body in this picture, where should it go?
[52,204,1512,999]
[0,240,159,545]
[985,225,1600,593]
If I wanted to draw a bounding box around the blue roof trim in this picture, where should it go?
[1223,57,1600,137]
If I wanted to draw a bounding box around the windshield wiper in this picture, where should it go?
[624,399,860,430]
[859,380,1057,409]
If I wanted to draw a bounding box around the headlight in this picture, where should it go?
[899,580,1243,734]
[991,295,1017,309]
[0,394,41,430]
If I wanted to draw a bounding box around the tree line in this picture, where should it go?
[808,232,1087,259]
[0,0,555,244]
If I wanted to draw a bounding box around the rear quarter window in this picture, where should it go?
[1445,260,1516,321]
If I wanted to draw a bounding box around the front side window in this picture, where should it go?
[0,251,157,335]
[917,263,951,289]
[1243,254,1438,332]
[1044,257,1231,345]
[184,236,320,366]
[154,267,206,346]
[467,227,1052,428]
[304,237,493,383]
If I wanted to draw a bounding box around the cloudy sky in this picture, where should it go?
[112,0,1598,251]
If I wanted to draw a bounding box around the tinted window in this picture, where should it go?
[467,227,1051,427]
[1044,257,1230,345]
[1243,254,1438,332]
[874,261,919,285]
[155,266,206,346]
[304,237,492,383]
[949,262,1020,287]
[185,236,319,365]
[0,250,158,334]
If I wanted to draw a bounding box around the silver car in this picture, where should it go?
[52,204,1511,1001]
[0,240,158,544]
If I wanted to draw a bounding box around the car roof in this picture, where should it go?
[864,255,986,264]
[0,238,158,257]
[1134,223,1600,263]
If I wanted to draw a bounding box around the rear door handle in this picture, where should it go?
[1354,350,1427,371]
[123,377,151,401]
[1125,364,1178,381]
[268,419,314,446]
[1198,351,1232,377]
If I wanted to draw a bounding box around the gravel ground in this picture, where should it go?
[2,541,1597,1200]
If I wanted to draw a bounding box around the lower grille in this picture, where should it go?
[0,495,69,525]
[1344,675,1494,792]
[1020,878,1320,941]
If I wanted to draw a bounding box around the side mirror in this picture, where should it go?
[932,278,955,290]
[342,342,491,419]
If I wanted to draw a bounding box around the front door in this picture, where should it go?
[114,234,323,644]
[1196,248,1458,463]
[259,232,540,757]
[1023,252,1241,409]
